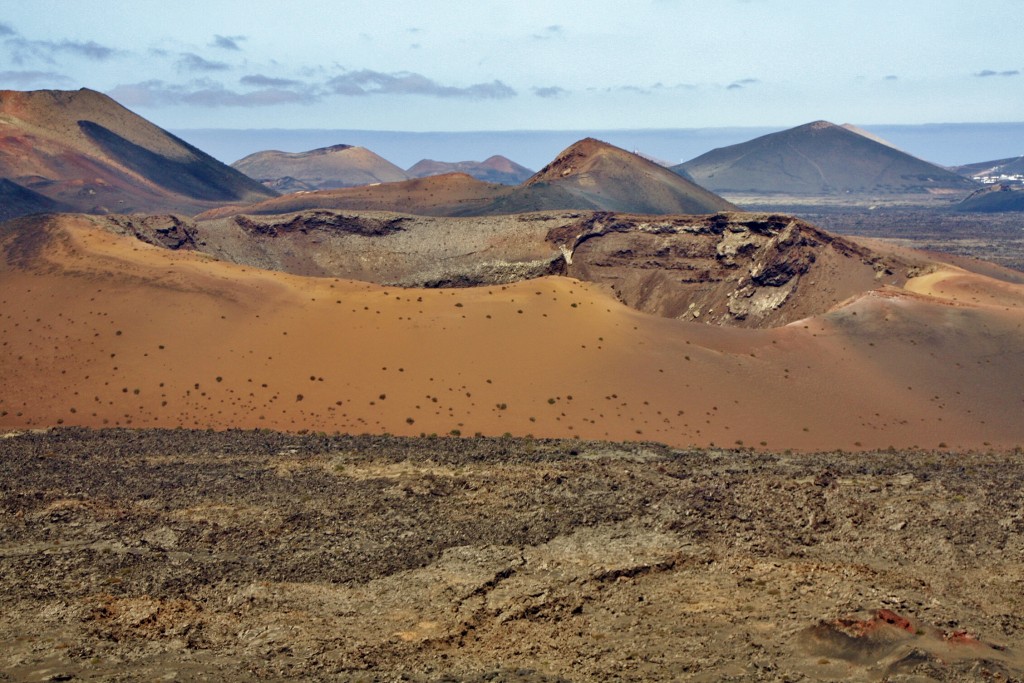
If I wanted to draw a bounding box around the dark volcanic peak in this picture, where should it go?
[0,88,275,218]
[956,183,1024,212]
[675,120,977,197]
[0,178,69,221]
[407,155,534,185]
[232,144,409,190]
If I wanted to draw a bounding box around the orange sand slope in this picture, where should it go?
[2,215,1023,451]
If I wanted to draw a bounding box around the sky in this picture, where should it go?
[1,0,1023,134]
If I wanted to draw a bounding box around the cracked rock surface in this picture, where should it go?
[1,428,1022,681]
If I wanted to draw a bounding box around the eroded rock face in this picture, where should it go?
[548,212,910,327]
[89,208,919,329]
[233,211,409,237]
[101,214,199,250]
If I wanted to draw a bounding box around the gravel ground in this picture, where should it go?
[1,428,1022,681]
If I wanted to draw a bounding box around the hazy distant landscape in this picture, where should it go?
[174,122,1024,172]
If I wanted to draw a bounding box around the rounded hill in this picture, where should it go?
[674,121,977,197]
[407,155,534,185]
[232,144,410,190]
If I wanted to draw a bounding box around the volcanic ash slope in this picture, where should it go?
[2,213,1024,451]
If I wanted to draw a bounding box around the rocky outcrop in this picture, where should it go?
[84,207,920,329]
[233,211,409,237]
[547,212,909,327]
[387,256,565,288]
[101,214,199,250]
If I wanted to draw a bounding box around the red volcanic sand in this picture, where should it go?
[2,215,1024,451]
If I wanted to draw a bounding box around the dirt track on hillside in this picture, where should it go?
[1,429,1022,681]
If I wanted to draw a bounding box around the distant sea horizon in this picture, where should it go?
[174,122,1024,172]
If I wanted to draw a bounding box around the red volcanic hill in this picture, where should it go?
[201,138,735,219]
[674,120,977,197]
[232,144,410,190]
[0,88,276,217]
[407,155,534,185]
[497,138,736,214]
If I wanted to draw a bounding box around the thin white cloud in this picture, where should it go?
[325,70,515,98]
[727,78,760,90]
[240,74,303,88]
[531,25,564,40]
[975,69,1019,77]
[5,36,121,64]
[210,35,246,51]
[108,79,316,107]
[177,53,230,72]
[0,69,74,87]
[533,86,568,98]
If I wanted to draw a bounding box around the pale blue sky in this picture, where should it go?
[1,0,1022,132]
